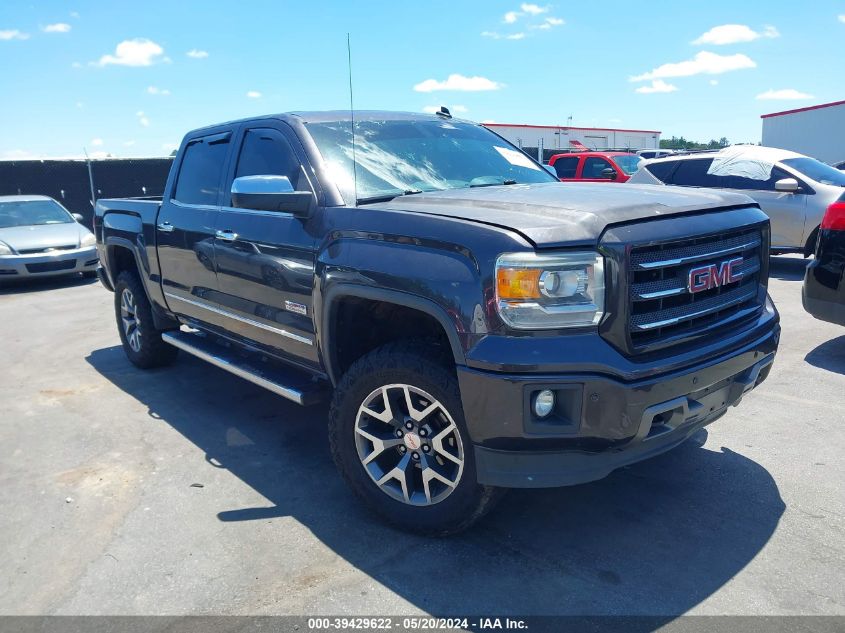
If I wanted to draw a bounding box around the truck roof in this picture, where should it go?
[184,110,474,136]
[0,194,55,202]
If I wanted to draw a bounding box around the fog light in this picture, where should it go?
[533,389,555,418]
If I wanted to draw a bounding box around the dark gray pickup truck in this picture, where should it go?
[94,110,779,534]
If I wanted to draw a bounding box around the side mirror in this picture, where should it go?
[601,167,618,180]
[774,177,800,193]
[231,175,313,217]
[72,213,85,223]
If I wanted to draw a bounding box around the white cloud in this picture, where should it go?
[755,88,814,100]
[186,49,208,59]
[93,38,165,67]
[414,74,503,92]
[608,118,623,124]
[123,140,136,147]
[422,104,468,114]
[630,51,755,82]
[692,24,779,45]
[43,23,71,33]
[70,11,80,19]
[507,32,526,40]
[839,15,845,23]
[162,142,179,152]
[0,29,29,40]
[710,79,719,86]
[147,85,170,96]
[71,61,82,68]
[91,138,103,146]
[635,79,679,94]
[246,90,262,98]
[503,11,519,23]
[136,111,150,127]
[520,3,548,15]
[76,101,84,108]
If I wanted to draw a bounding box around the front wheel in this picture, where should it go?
[113,270,178,369]
[329,341,503,536]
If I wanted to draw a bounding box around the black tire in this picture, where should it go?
[113,270,178,369]
[329,340,504,536]
[804,226,820,258]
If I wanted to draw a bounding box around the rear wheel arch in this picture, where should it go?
[321,285,466,386]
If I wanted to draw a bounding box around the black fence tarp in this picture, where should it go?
[0,158,173,225]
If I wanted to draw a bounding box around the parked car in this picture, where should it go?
[548,151,643,183]
[803,191,845,325]
[0,195,98,280]
[629,146,845,255]
[637,149,675,160]
[95,111,779,534]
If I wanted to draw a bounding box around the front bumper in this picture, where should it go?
[0,246,98,279]
[459,323,779,488]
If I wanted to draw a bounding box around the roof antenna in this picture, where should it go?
[347,33,358,204]
[436,106,452,119]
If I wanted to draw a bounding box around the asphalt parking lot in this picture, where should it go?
[1,255,843,617]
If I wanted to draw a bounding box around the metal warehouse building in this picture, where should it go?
[761,99,845,165]
[483,123,661,158]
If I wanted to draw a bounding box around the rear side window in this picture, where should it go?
[646,160,677,182]
[552,156,579,178]
[667,158,721,187]
[173,135,230,205]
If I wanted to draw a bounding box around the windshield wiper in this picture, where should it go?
[470,179,517,188]
[356,189,423,205]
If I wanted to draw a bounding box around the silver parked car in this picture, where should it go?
[0,195,98,280]
[629,146,845,255]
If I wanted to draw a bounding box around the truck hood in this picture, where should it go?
[376,182,754,247]
[0,222,89,252]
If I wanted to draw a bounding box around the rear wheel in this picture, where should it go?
[113,270,178,369]
[329,341,504,535]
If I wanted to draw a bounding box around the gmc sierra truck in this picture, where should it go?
[95,110,780,535]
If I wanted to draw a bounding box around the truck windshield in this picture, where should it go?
[305,119,556,204]
[613,154,644,175]
[0,200,73,228]
[781,157,845,187]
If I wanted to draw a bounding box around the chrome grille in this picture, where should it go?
[17,245,77,255]
[628,227,764,350]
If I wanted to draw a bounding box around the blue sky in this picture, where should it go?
[1,0,843,158]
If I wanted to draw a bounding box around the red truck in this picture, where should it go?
[548,151,643,183]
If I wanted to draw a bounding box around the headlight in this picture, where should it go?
[80,232,97,247]
[495,251,605,329]
[0,241,14,256]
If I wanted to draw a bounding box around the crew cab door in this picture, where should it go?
[156,131,231,322]
[578,156,617,182]
[213,124,320,366]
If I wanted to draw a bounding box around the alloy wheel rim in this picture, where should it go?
[355,384,464,506]
[120,288,142,353]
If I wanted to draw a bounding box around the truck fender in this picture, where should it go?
[319,284,467,386]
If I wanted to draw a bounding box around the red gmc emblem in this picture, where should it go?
[688,257,744,294]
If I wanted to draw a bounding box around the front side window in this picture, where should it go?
[0,199,72,228]
[173,136,229,206]
[581,157,612,179]
[235,128,302,185]
[305,119,555,204]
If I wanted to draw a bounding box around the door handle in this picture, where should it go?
[215,230,238,242]
[156,222,174,233]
